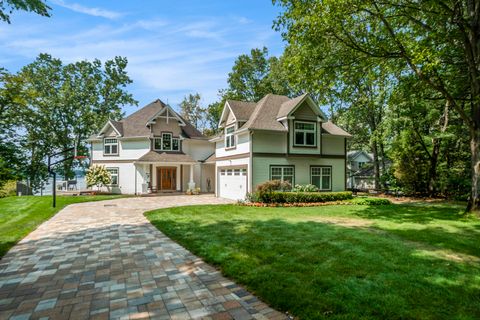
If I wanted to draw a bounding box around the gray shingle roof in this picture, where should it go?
[322,121,352,137]
[226,100,256,121]
[276,93,308,119]
[136,151,196,163]
[96,99,205,139]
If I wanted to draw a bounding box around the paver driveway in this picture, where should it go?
[0,195,286,320]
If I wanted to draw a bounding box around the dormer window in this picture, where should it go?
[225,125,235,149]
[294,121,316,147]
[104,138,119,155]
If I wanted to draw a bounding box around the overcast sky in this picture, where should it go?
[0,0,284,116]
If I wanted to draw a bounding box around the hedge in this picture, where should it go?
[350,197,392,205]
[257,191,353,204]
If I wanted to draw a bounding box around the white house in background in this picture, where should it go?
[88,99,215,194]
[347,150,375,190]
[208,93,352,200]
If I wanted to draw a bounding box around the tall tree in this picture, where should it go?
[226,47,294,101]
[0,0,50,23]
[274,0,480,213]
[14,54,137,186]
[179,93,205,130]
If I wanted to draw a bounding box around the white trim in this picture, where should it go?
[103,138,119,155]
[218,101,237,129]
[146,105,186,127]
[98,120,122,137]
[278,94,328,122]
[225,125,236,149]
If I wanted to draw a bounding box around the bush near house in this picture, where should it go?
[258,191,354,204]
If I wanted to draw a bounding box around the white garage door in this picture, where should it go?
[219,167,247,200]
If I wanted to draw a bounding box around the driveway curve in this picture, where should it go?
[0,195,286,320]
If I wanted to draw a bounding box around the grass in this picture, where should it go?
[0,195,124,258]
[145,202,480,320]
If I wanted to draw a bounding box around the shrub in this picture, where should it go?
[351,197,392,205]
[256,180,292,193]
[0,180,16,198]
[292,184,319,192]
[259,191,353,204]
[255,180,292,203]
[85,165,111,189]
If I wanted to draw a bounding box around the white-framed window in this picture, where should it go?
[220,169,226,175]
[227,169,233,176]
[241,169,247,176]
[234,169,240,176]
[225,126,235,149]
[358,161,366,168]
[270,166,294,184]
[311,166,331,190]
[153,134,180,151]
[106,167,119,186]
[162,133,172,150]
[104,138,119,155]
[294,121,316,147]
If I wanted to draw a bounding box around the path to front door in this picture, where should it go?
[0,195,286,320]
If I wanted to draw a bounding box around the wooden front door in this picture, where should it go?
[157,167,176,191]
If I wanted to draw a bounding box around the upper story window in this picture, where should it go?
[294,121,316,147]
[225,126,235,149]
[104,138,119,155]
[154,133,180,151]
[358,161,366,168]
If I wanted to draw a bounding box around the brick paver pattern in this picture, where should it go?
[0,195,287,320]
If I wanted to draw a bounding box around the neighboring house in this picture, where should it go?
[347,150,375,190]
[88,99,215,194]
[208,93,352,200]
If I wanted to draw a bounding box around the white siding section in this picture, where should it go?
[95,163,147,194]
[215,132,250,158]
[91,139,150,161]
[182,140,214,161]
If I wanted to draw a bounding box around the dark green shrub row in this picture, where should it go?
[256,191,353,203]
[350,197,392,205]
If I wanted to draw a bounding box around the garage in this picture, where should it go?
[218,167,247,200]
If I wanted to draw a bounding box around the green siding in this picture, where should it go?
[252,131,287,153]
[322,135,345,155]
[252,156,346,191]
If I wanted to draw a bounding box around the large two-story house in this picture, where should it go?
[208,93,351,200]
[88,93,351,200]
[88,99,215,194]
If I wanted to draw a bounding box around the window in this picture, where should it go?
[294,121,316,147]
[104,138,118,155]
[225,126,235,149]
[234,169,240,176]
[153,134,180,151]
[227,169,233,176]
[172,138,179,151]
[106,168,119,186]
[154,138,162,150]
[220,169,226,175]
[311,166,331,190]
[270,166,294,184]
[241,169,247,176]
[358,161,366,168]
[162,133,172,150]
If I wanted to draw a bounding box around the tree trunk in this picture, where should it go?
[371,141,380,190]
[428,139,440,196]
[466,126,480,213]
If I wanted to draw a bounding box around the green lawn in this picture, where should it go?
[145,202,480,320]
[0,195,123,258]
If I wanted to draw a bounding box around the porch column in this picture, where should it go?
[188,164,195,190]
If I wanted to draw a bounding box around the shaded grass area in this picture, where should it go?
[145,203,480,319]
[0,195,123,258]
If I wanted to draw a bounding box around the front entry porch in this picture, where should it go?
[134,151,215,195]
